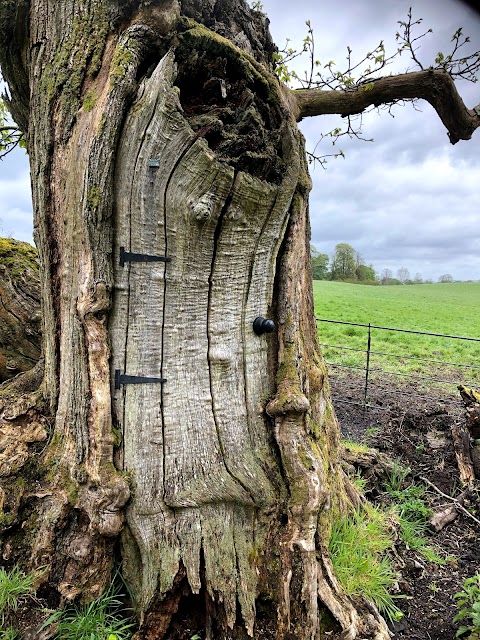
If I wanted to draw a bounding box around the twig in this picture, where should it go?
[419,475,480,526]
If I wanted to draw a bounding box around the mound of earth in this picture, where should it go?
[333,373,480,640]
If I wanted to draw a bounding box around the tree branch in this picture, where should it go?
[290,69,480,144]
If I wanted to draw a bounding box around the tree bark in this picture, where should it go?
[0,238,41,382]
[3,1,476,638]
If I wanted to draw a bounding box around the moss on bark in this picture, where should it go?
[0,238,41,382]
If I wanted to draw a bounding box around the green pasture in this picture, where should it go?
[313,281,480,388]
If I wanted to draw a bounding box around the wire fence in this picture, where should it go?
[316,318,480,412]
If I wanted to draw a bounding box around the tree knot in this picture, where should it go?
[81,475,130,537]
[266,390,310,417]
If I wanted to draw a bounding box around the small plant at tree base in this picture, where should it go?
[384,460,412,494]
[0,628,19,640]
[453,574,480,638]
[382,471,446,565]
[343,439,369,454]
[42,583,136,640]
[0,565,39,625]
[329,505,405,622]
[351,469,368,494]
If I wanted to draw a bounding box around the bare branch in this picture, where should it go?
[395,7,431,71]
[419,476,480,526]
[289,69,480,144]
[306,148,345,169]
[0,125,24,159]
[0,92,25,158]
[0,137,22,159]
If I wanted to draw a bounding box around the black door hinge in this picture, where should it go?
[115,369,167,390]
[120,246,171,267]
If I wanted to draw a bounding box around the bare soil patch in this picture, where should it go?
[332,373,480,640]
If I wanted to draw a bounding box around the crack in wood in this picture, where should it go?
[119,77,164,470]
[205,170,256,503]
[160,134,200,501]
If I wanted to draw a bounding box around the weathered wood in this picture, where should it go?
[0,238,41,382]
[458,386,480,478]
[430,504,458,532]
[111,51,324,632]
[420,476,480,526]
[451,422,475,484]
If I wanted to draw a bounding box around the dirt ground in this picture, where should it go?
[332,373,480,640]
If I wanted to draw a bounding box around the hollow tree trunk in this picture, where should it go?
[0,1,390,638]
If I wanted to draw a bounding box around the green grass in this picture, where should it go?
[42,584,136,640]
[313,281,480,387]
[329,504,405,622]
[382,467,447,565]
[0,565,38,625]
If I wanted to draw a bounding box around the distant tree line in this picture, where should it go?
[311,243,456,285]
[311,243,377,284]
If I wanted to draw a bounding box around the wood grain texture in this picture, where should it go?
[110,51,301,616]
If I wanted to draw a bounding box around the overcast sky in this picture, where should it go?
[1,0,479,282]
[263,0,480,282]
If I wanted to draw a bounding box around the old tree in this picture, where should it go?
[0,1,479,638]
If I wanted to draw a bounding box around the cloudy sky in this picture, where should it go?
[262,0,480,282]
[1,0,479,282]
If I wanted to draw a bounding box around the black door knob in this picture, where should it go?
[253,317,275,335]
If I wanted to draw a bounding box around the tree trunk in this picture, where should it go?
[0,238,41,382]
[0,1,391,638]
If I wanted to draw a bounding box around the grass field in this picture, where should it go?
[313,281,480,388]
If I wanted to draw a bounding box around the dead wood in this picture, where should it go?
[420,476,480,526]
[451,422,476,485]
[456,385,480,480]
[429,504,458,532]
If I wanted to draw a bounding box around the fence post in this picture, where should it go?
[364,322,372,411]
